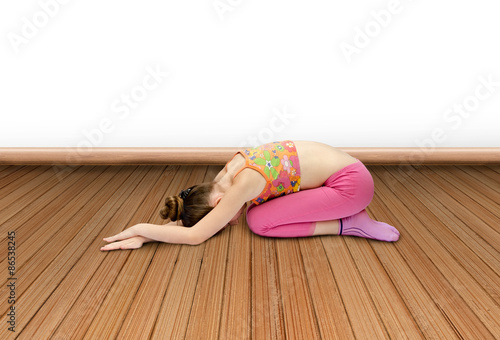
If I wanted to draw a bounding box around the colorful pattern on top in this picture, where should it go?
[237,140,301,205]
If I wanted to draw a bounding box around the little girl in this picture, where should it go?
[101,140,399,251]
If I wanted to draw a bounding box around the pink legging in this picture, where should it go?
[246,159,374,237]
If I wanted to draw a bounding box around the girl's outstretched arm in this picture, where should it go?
[101,175,255,250]
[100,235,152,251]
[100,221,196,251]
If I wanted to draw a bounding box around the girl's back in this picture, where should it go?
[222,140,358,191]
[293,141,358,189]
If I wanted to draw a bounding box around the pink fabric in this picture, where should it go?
[245,159,374,238]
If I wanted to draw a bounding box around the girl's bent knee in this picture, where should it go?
[248,224,268,237]
[246,206,269,236]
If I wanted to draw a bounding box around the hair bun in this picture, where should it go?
[160,196,183,221]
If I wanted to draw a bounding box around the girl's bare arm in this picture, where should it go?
[101,175,255,251]
[100,221,196,251]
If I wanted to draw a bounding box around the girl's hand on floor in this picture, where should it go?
[100,235,146,251]
[102,225,138,243]
[101,224,143,251]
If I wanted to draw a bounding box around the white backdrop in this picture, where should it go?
[1,0,499,148]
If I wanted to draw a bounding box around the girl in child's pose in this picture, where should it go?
[101,140,399,251]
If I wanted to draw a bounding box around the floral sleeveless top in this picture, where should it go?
[229,140,301,205]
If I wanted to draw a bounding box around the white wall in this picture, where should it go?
[1,0,499,148]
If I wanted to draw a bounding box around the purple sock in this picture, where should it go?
[339,209,400,242]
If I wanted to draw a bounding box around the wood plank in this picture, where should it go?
[433,165,500,217]
[0,166,138,337]
[83,166,208,339]
[85,237,159,340]
[51,245,128,339]
[147,167,214,339]
[298,237,354,339]
[0,165,34,190]
[117,217,181,335]
[0,166,123,306]
[275,238,321,339]
[119,165,218,339]
[472,164,500,185]
[413,165,499,252]
[149,244,206,339]
[343,236,424,339]
[0,166,112,316]
[377,165,499,253]
[184,166,232,339]
[486,164,500,174]
[461,165,500,193]
[52,165,190,339]
[251,235,286,339]
[322,237,388,339]
[366,199,461,339]
[0,165,25,182]
[0,164,498,338]
[0,166,95,283]
[0,165,81,240]
[456,164,500,203]
[371,167,499,339]
[1,147,499,165]
[183,231,230,339]
[219,210,252,339]
[18,166,156,339]
[0,165,52,200]
[0,166,103,270]
[465,166,500,194]
[381,166,500,302]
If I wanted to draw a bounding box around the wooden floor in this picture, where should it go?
[0,163,499,339]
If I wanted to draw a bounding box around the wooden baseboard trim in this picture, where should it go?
[0,147,499,165]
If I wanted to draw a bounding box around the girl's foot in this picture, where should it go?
[340,209,400,242]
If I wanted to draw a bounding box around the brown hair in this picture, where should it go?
[159,182,215,227]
